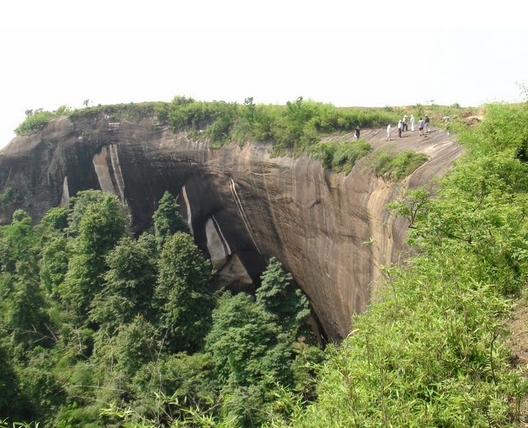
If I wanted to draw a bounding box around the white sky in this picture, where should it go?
[1,1,527,149]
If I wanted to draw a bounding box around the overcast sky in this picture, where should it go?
[1,1,527,149]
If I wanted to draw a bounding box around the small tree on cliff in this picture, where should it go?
[153,191,190,249]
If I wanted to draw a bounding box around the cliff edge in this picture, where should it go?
[0,114,462,340]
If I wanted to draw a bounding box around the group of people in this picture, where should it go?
[354,114,432,142]
[386,114,431,141]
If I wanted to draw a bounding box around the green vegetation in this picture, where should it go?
[309,139,372,174]
[366,146,429,181]
[14,103,161,137]
[14,96,469,181]
[153,191,190,248]
[15,106,72,136]
[7,97,528,427]
[0,191,319,427]
[155,96,397,153]
[68,102,162,124]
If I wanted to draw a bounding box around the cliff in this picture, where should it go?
[0,114,462,341]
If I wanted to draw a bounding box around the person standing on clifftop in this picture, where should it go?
[425,114,431,133]
[418,117,424,136]
[410,114,415,132]
[386,124,391,141]
[397,120,403,138]
[355,126,360,139]
[402,115,408,131]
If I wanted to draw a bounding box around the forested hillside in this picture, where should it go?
[1,100,528,427]
[0,188,322,427]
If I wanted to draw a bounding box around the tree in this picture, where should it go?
[61,192,130,320]
[40,236,69,297]
[0,209,37,275]
[205,291,297,427]
[67,190,113,237]
[256,257,311,337]
[0,343,22,419]
[205,292,289,387]
[95,315,159,382]
[6,263,51,354]
[39,206,69,234]
[90,234,157,335]
[154,232,214,354]
[152,191,189,249]
[0,210,50,355]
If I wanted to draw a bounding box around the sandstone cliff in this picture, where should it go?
[0,114,462,341]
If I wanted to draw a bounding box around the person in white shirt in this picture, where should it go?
[386,124,391,141]
[410,114,415,132]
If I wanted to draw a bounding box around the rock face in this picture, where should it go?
[0,114,462,341]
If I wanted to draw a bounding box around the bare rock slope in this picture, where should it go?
[0,115,462,341]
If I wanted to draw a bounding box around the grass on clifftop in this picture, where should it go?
[14,96,468,181]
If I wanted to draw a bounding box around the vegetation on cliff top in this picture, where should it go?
[14,96,468,178]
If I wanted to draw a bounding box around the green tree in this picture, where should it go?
[152,191,189,249]
[256,257,311,337]
[154,232,214,354]
[67,190,110,236]
[0,342,22,419]
[0,209,37,274]
[205,291,296,427]
[0,210,51,355]
[95,315,159,384]
[16,347,66,425]
[60,192,130,320]
[39,206,69,235]
[126,352,216,427]
[206,292,294,387]
[40,236,69,297]
[90,234,157,335]
[5,262,51,355]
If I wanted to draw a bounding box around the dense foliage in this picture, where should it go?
[154,96,405,155]
[269,102,528,427]
[14,106,72,136]
[6,99,528,427]
[0,192,319,427]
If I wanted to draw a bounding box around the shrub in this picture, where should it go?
[15,110,56,136]
[367,148,428,181]
[310,139,372,174]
